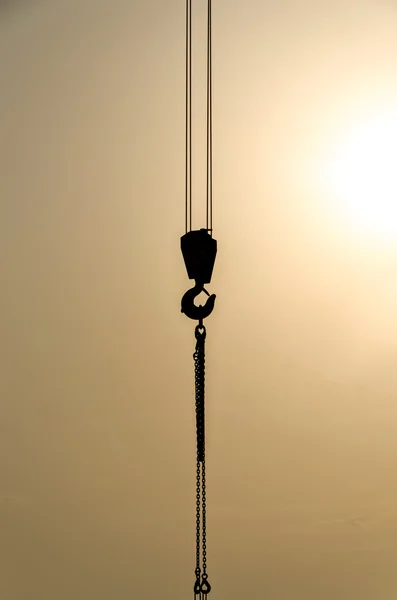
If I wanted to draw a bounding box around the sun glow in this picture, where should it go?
[323,113,397,240]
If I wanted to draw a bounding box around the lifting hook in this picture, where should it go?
[181,280,216,322]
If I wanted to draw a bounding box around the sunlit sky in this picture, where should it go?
[2,1,397,599]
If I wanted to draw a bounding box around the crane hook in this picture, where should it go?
[181,280,216,322]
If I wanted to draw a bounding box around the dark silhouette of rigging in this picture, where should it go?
[180,1,216,597]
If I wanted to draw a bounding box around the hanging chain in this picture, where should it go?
[201,460,208,578]
[195,460,201,594]
[193,324,211,597]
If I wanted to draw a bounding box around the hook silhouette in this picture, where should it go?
[181,281,216,321]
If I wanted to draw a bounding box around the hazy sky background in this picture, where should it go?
[2,1,397,598]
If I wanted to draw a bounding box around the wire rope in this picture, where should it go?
[206,0,213,234]
[185,0,213,234]
[185,0,192,233]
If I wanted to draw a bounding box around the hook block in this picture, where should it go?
[181,229,217,284]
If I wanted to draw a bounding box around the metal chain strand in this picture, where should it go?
[193,325,211,597]
[201,460,207,575]
[195,459,201,573]
[194,327,205,462]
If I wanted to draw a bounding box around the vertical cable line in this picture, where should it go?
[206,0,213,234]
[189,0,192,232]
[185,0,188,233]
[186,0,213,235]
[185,0,192,233]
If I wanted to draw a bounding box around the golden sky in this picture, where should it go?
[2,1,397,598]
